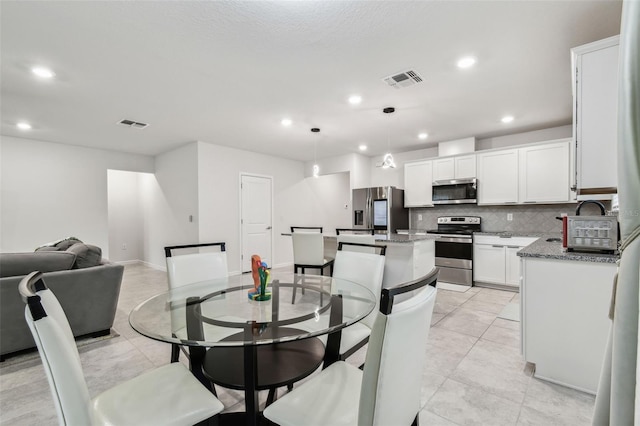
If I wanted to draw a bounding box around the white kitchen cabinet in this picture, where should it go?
[432,158,455,181]
[474,235,538,289]
[455,155,476,179]
[404,160,433,207]
[473,243,506,284]
[518,140,571,203]
[433,154,476,181]
[572,36,619,199]
[477,149,519,204]
[505,246,522,286]
[521,256,616,393]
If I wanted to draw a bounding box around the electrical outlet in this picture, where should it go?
[121,243,127,250]
[507,213,513,221]
[418,214,423,221]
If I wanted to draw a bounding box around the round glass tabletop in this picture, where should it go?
[129,272,376,347]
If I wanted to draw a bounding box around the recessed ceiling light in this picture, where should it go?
[31,67,55,79]
[418,133,428,140]
[501,115,514,123]
[281,118,292,127]
[17,122,32,130]
[359,144,367,151]
[457,57,476,69]
[348,95,362,105]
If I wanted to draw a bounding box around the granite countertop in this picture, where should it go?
[473,231,557,238]
[517,237,619,264]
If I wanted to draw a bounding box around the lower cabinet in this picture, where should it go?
[473,235,538,289]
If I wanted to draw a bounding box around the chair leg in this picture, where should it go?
[266,388,277,406]
[411,413,419,426]
[292,266,299,304]
[171,343,180,363]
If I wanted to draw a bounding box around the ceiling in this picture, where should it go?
[0,1,623,162]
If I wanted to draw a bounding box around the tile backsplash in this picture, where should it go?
[409,202,611,234]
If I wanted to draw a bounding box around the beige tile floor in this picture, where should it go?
[0,263,595,425]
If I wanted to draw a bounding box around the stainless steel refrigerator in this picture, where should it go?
[352,186,408,234]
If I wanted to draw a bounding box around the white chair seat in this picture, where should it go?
[300,320,370,354]
[263,361,362,426]
[337,322,370,354]
[92,362,224,426]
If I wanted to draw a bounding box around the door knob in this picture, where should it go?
[266,226,272,230]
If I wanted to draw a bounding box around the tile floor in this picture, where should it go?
[0,263,596,425]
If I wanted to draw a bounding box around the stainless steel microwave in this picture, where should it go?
[432,178,477,204]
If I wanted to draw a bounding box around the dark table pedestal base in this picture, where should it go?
[203,327,324,392]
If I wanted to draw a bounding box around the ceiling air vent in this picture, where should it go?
[118,119,149,129]
[382,69,423,89]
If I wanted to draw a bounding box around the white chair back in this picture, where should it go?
[359,272,437,426]
[21,272,93,426]
[166,251,228,289]
[332,250,385,329]
[165,250,228,338]
[336,234,376,253]
[292,232,325,265]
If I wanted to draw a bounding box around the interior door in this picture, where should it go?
[241,174,273,272]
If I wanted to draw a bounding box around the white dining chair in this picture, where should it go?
[336,234,377,253]
[19,271,224,426]
[291,230,334,276]
[263,268,439,426]
[164,242,229,363]
[331,242,386,361]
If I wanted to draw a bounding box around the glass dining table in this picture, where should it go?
[129,272,376,426]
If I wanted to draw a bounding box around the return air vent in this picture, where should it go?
[382,69,424,89]
[118,119,149,129]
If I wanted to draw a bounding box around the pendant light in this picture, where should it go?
[382,107,396,169]
[311,127,320,178]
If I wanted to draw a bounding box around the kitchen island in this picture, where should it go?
[518,239,618,394]
[324,234,436,288]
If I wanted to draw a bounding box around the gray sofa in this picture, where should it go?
[0,243,124,360]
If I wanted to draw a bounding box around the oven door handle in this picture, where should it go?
[437,237,473,243]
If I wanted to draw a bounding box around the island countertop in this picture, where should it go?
[283,232,435,244]
[324,233,436,244]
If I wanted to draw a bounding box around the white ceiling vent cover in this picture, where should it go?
[382,69,423,89]
[118,119,149,129]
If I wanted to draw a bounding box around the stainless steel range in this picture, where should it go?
[427,216,481,287]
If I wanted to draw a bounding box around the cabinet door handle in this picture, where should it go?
[492,245,504,248]
[507,246,520,249]
[523,201,536,204]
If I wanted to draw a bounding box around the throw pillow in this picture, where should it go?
[35,236,83,251]
[66,243,102,269]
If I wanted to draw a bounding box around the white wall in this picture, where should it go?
[197,141,309,273]
[476,125,571,150]
[0,136,154,257]
[304,153,371,189]
[141,143,200,268]
[304,172,352,234]
[107,170,145,262]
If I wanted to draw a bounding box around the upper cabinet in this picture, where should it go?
[477,149,519,204]
[519,140,570,203]
[433,154,476,181]
[404,160,433,207]
[455,155,477,179]
[477,139,572,205]
[572,36,619,199]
